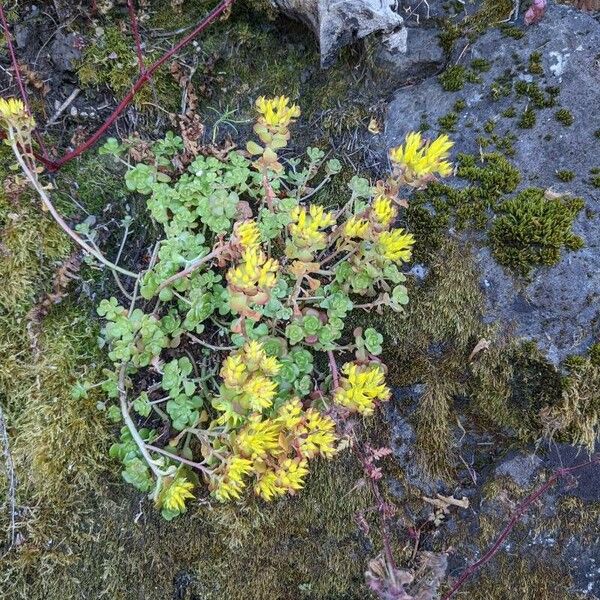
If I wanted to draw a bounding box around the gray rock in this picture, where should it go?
[375,26,445,79]
[50,31,82,73]
[272,0,405,67]
[383,3,600,363]
[495,452,543,487]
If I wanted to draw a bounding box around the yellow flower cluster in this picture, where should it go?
[287,204,336,259]
[227,247,278,293]
[214,341,282,422]
[344,215,370,239]
[255,96,301,132]
[333,362,391,416]
[377,229,415,263]
[235,220,261,250]
[210,389,338,502]
[160,477,195,513]
[389,132,453,182]
[372,195,397,227]
[0,97,35,133]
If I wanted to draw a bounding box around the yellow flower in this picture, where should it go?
[235,220,261,250]
[300,409,338,459]
[260,355,281,377]
[333,362,391,416]
[212,456,253,502]
[161,477,195,513]
[254,469,286,501]
[243,375,278,411]
[255,96,301,130]
[276,458,308,493]
[227,247,279,291]
[389,132,453,180]
[0,98,35,132]
[372,196,397,227]
[288,204,336,256]
[236,418,282,459]
[343,216,370,239]
[377,229,415,263]
[277,398,304,429]
[221,353,247,389]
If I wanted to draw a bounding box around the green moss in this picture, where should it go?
[499,24,525,39]
[490,73,513,101]
[453,99,467,112]
[483,119,495,134]
[455,553,578,600]
[515,81,555,109]
[471,58,491,73]
[501,106,517,118]
[540,351,600,451]
[438,112,459,133]
[517,108,536,128]
[77,26,179,111]
[489,188,584,276]
[555,108,574,126]
[556,169,575,183]
[469,340,563,440]
[590,171,600,188]
[439,65,481,92]
[528,51,544,75]
[408,152,521,238]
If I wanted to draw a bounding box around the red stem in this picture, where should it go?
[127,0,146,75]
[441,456,598,600]
[0,1,50,159]
[0,0,234,172]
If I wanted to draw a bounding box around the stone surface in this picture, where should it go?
[272,0,405,66]
[375,25,445,80]
[383,3,600,363]
[50,31,82,74]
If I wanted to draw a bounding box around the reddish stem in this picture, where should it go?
[0,0,235,172]
[127,0,146,75]
[0,2,50,159]
[442,456,598,600]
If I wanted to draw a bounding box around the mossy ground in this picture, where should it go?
[3,1,600,597]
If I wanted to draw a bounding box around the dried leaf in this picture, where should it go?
[468,338,490,362]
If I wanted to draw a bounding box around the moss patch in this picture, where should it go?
[489,188,584,276]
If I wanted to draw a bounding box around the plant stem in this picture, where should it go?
[156,247,224,293]
[145,443,211,475]
[118,364,165,479]
[328,350,340,388]
[9,136,140,279]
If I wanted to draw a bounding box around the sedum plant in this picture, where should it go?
[70,97,453,519]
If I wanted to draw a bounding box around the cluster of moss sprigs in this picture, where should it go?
[556,169,575,183]
[489,188,584,276]
[499,24,525,39]
[589,167,600,188]
[77,26,179,111]
[439,64,481,92]
[406,152,520,259]
[468,340,563,441]
[471,58,491,73]
[540,348,600,452]
[438,111,459,133]
[501,106,517,118]
[456,553,578,600]
[528,51,544,75]
[490,73,514,101]
[514,81,558,109]
[517,107,536,129]
[370,240,485,480]
[555,108,574,126]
